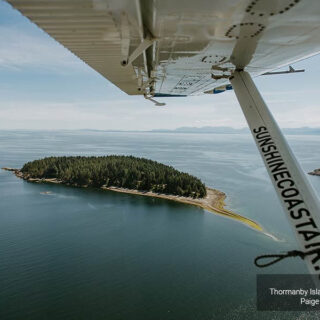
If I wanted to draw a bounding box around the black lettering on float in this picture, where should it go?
[253,126,320,248]
[253,126,267,134]
[298,208,311,217]
[261,144,277,153]
[310,252,320,265]
[277,179,295,189]
[291,209,303,219]
[305,242,320,249]
[264,151,281,162]
[255,130,270,139]
[299,230,320,242]
[270,162,287,173]
[273,171,291,182]
[267,158,282,165]
[285,199,304,210]
[296,218,317,229]
[258,137,273,146]
[281,188,299,198]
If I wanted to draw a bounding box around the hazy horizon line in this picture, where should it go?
[1,126,320,133]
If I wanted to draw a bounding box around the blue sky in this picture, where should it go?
[1,0,320,130]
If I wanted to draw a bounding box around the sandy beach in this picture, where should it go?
[103,186,262,231]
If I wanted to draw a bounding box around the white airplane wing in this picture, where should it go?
[6,0,320,97]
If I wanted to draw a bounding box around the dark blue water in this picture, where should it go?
[1,131,320,319]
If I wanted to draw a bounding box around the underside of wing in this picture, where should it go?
[6,0,320,97]
[7,0,142,95]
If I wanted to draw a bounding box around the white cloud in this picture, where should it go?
[1,86,320,130]
[0,93,247,130]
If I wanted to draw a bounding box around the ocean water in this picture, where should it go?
[1,130,320,320]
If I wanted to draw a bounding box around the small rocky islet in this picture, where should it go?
[309,169,320,176]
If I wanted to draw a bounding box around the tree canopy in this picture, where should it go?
[21,156,207,198]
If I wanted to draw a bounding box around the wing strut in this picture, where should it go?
[230,71,320,280]
[120,34,155,67]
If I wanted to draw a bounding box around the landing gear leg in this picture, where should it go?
[230,71,320,278]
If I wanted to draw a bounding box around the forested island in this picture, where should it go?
[2,156,264,232]
[19,156,207,198]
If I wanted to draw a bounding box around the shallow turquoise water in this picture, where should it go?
[1,131,320,319]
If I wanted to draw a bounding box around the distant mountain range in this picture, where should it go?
[52,126,320,135]
[151,126,248,134]
[151,126,320,135]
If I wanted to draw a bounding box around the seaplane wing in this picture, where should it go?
[6,0,320,97]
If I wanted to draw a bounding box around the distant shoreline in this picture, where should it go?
[3,167,263,232]
[1,127,320,135]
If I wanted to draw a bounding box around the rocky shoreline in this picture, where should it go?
[309,169,320,176]
[2,167,263,232]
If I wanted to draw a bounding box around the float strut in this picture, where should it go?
[230,71,320,280]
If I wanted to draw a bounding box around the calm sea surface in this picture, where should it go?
[1,130,320,320]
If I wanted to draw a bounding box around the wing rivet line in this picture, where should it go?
[245,0,300,16]
[225,23,265,39]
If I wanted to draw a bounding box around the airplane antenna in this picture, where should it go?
[262,65,305,75]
